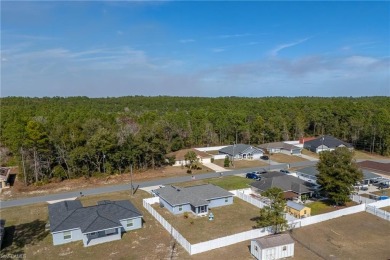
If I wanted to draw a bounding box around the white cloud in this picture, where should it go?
[217,33,252,39]
[343,56,378,66]
[179,39,195,43]
[269,37,310,57]
[211,48,225,53]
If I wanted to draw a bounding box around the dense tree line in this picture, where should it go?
[0,96,389,185]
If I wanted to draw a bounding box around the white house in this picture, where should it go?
[251,233,295,260]
[219,144,264,160]
[166,148,212,166]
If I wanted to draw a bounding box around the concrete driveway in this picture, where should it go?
[203,162,230,172]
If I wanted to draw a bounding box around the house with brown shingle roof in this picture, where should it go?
[357,160,390,177]
[166,148,212,166]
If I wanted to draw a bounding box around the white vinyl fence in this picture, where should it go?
[232,189,268,208]
[364,199,390,221]
[369,198,390,208]
[350,194,376,204]
[366,205,390,221]
[298,204,366,227]
[143,198,192,254]
[191,228,271,255]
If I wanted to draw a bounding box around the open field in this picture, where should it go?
[152,197,260,243]
[0,165,214,201]
[306,200,357,215]
[174,175,253,190]
[269,153,308,163]
[290,212,390,260]
[213,159,268,169]
[353,150,390,160]
[0,190,192,260]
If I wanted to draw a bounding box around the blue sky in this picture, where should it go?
[1,1,389,97]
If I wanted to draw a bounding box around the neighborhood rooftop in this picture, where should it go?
[153,184,232,207]
[250,175,313,194]
[304,135,353,149]
[48,200,142,233]
[357,161,390,176]
[297,166,381,180]
[287,200,306,211]
[166,148,211,161]
[219,144,262,156]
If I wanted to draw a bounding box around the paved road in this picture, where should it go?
[0,161,317,209]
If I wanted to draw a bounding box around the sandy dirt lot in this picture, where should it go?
[290,212,390,260]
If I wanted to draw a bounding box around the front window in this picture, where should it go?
[178,205,183,211]
[63,231,71,240]
[225,198,228,203]
[255,246,258,251]
[283,246,287,251]
[126,219,133,227]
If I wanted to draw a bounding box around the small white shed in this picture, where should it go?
[251,233,295,260]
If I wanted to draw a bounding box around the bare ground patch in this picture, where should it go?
[269,153,308,163]
[289,212,390,260]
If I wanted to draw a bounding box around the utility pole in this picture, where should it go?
[103,152,106,173]
[130,163,134,195]
[232,142,235,168]
[20,147,27,185]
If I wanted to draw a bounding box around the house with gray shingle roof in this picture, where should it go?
[303,135,353,153]
[48,200,142,247]
[219,144,264,160]
[297,165,381,185]
[249,175,314,200]
[152,184,233,216]
[259,142,302,155]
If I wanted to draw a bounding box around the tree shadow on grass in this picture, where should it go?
[1,220,49,256]
[250,216,260,229]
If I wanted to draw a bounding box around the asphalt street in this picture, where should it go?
[0,160,317,209]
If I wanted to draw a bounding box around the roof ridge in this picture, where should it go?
[51,207,79,232]
[109,201,142,217]
[82,210,119,233]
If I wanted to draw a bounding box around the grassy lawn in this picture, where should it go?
[213,159,268,169]
[174,175,254,190]
[371,188,390,197]
[205,150,219,155]
[152,197,260,244]
[301,149,319,159]
[306,200,358,215]
[353,150,390,160]
[269,153,308,163]
[0,190,192,260]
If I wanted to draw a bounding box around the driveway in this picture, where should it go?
[203,162,230,172]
